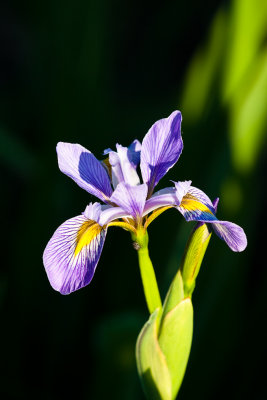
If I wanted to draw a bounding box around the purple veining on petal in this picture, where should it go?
[176,184,219,222]
[78,152,113,200]
[176,185,247,252]
[212,221,247,252]
[186,185,216,213]
[177,205,218,223]
[57,142,112,203]
[140,111,183,195]
[43,215,106,294]
[110,182,148,219]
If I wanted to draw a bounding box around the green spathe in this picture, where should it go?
[162,270,184,319]
[181,223,211,297]
[136,270,193,400]
[135,225,211,399]
[136,308,172,400]
[158,298,193,398]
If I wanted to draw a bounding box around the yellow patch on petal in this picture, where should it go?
[75,220,103,256]
[180,197,213,214]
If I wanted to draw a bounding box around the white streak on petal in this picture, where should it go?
[173,180,192,204]
[106,142,141,188]
[83,202,102,222]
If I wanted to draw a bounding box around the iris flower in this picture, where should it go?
[43,111,247,294]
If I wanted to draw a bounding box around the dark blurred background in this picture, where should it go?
[1,0,267,399]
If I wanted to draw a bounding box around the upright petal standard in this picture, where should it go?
[141,111,183,196]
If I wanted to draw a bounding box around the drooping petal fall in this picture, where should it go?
[57,142,113,203]
[43,214,106,294]
[140,111,183,196]
[177,185,247,252]
[212,221,247,252]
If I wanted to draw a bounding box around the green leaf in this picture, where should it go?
[158,299,193,399]
[223,0,267,102]
[136,309,172,400]
[229,49,267,173]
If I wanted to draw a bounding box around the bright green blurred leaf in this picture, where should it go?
[229,49,267,172]
[181,9,226,122]
[220,177,242,215]
[223,0,267,102]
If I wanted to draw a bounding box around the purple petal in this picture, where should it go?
[105,141,140,188]
[110,182,148,219]
[176,187,247,252]
[57,142,112,203]
[143,187,178,215]
[213,197,220,213]
[83,202,102,221]
[185,185,216,213]
[212,221,247,252]
[83,202,130,226]
[128,139,141,167]
[99,205,130,226]
[140,111,183,195]
[43,214,106,294]
[177,185,217,222]
[177,203,218,222]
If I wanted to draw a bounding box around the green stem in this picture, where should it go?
[135,230,162,314]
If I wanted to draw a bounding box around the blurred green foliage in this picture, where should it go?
[1,0,266,399]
